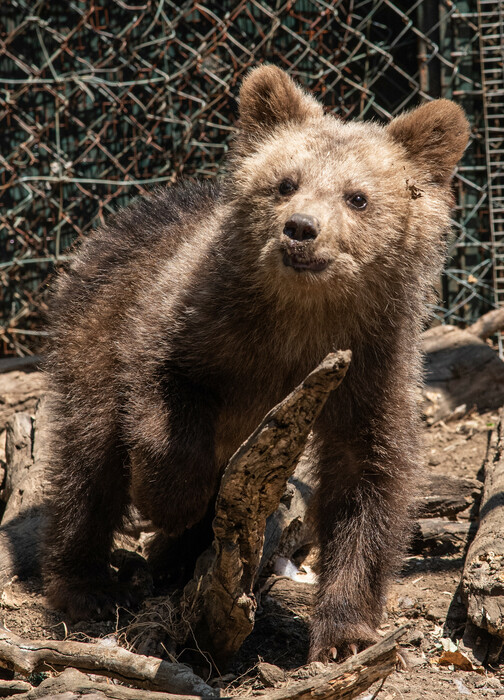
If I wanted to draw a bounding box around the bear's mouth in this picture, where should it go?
[282,251,330,272]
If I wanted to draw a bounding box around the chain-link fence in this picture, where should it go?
[0,0,491,356]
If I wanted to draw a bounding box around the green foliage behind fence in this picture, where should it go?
[0,0,490,355]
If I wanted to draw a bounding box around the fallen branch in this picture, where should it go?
[461,417,504,655]
[0,369,44,431]
[418,474,482,519]
[258,626,407,700]
[468,307,504,341]
[188,351,351,665]
[413,518,474,555]
[260,454,315,576]
[0,625,216,696]
[10,667,213,700]
[421,325,504,423]
[0,408,49,588]
[0,679,31,697]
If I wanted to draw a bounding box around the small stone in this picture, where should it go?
[258,662,286,687]
[403,629,424,647]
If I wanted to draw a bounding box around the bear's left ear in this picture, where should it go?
[237,65,324,151]
[387,99,470,185]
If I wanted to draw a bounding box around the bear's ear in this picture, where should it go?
[387,99,470,185]
[237,65,324,150]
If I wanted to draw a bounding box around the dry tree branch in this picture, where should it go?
[0,624,216,696]
[258,626,407,700]
[185,351,352,664]
[8,667,212,699]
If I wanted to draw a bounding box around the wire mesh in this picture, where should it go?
[0,0,491,356]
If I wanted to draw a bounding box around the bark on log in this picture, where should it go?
[256,626,407,700]
[418,474,482,519]
[261,577,315,619]
[0,679,31,697]
[422,325,504,423]
[412,518,474,555]
[0,371,44,433]
[461,419,504,643]
[0,407,49,587]
[0,625,216,696]
[468,308,504,341]
[187,351,351,665]
[10,667,213,700]
[260,454,316,576]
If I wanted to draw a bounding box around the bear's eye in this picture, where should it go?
[278,178,298,196]
[346,193,368,210]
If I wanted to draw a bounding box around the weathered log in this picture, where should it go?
[418,474,482,519]
[0,679,31,697]
[257,626,407,700]
[0,407,49,587]
[0,625,216,697]
[2,410,48,519]
[457,620,503,670]
[412,518,474,555]
[10,667,213,700]
[468,307,504,341]
[260,454,316,576]
[0,371,45,432]
[261,577,315,618]
[461,419,504,645]
[187,351,351,665]
[422,325,504,423]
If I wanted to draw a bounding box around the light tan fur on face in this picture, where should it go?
[225,110,458,325]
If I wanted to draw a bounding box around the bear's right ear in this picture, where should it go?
[387,99,470,185]
[236,65,324,154]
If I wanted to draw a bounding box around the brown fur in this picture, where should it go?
[43,66,469,661]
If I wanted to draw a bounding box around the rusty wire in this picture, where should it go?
[0,0,490,356]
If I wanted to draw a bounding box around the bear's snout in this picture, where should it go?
[283,213,320,242]
[281,213,329,273]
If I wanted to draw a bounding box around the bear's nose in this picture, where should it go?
[283,213,320,242]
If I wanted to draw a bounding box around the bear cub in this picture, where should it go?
[43,65,469,662]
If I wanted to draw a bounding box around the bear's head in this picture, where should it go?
[224,65,469,313]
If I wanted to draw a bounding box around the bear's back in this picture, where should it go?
[45,180,220,394]
[52,180,219,312]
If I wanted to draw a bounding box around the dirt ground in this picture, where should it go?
[0,373,503,699]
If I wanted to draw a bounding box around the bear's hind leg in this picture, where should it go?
[43,418,132,621]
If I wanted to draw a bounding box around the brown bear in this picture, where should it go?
[43,65,469,662]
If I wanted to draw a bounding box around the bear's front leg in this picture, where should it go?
[126,371,221,538]
[308,427,417,662]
